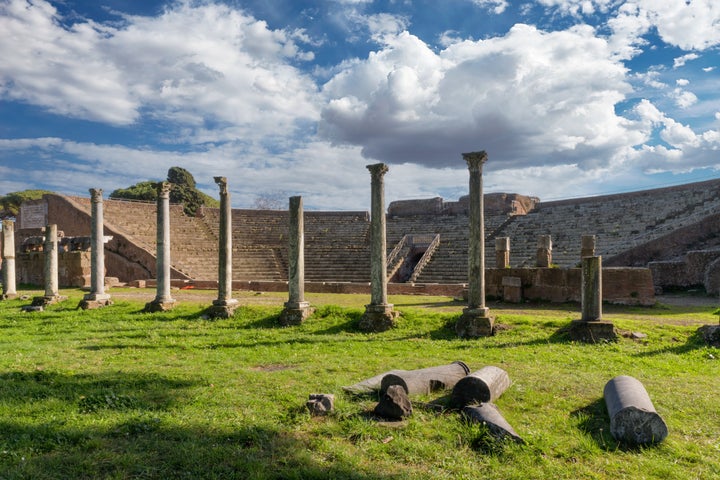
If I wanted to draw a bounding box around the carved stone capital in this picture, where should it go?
[89,188,103,203]
[463,151,488,172]
[156,181,172,198]
[366,163,389,179]
[214,176,228,195]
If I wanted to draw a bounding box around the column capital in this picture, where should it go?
[214,176,228,194]
[89,188,103,203]
[366,163,389,178]
[2,219,14,231]
[463,151,488,172]
[155,181,172,198]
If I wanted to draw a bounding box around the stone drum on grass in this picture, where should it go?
[603,375,668,446]
[450,366,511,408]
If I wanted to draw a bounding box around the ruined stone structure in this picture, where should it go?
[9,177,720,300]
[1,219,17,299]
[206,177,238,319]
[280,196,313,325]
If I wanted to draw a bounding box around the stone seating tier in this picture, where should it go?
[51,178,720,284]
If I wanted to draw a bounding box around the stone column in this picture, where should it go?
[456,151,494,337]
[569,255,616,342]
[42,224,65,303]
[581,255,602,321]
[80,189,112,309]
[536,235,552,267]
[207,176,238,318]
[495,237,510,268]
[280,196,313,325]
[1,219,17,299]
[581,235,596,259]
[145,182,176,312]
[359,163,397,332]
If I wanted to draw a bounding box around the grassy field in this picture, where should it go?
[0,287,718,479]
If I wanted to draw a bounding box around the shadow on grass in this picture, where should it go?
[0,370,395,479]
[0,421,393,480]
[571,397,617,451]
[0,370,197,411]
[631,327,710,357]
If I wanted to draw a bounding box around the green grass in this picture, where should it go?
[0,287,718,479]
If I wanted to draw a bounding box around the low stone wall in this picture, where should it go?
[17,251,91,287]
[649,249,720,294]
[142,266,654,305]
[485,267,655,306]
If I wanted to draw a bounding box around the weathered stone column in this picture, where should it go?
[569,255,616,342]
[581,234,596,259]
[456,151,494,337]
[43,224,63,302]
[280,196,313,325]
[582,256,602,321]
[1,219,17,299]
[536,235,552,267]
[359,163,397,332]
[80,189,112,309]
[495,237,510,268]
[207,176,238,319]
[145,182,176,312]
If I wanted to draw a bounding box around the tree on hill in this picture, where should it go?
[110,167,219,216]
[0,190,53,219]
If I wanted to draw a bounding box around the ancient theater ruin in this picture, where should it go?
[5,175,720,306]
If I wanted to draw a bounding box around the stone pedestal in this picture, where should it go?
[536,235,552,267]
[280,196,313,325]
[145,182,176,313]
[280,300,314,326]
[206,299,239,319]
[80,189,112,310]
[1,219,17,299]
[456,307,494,338]
[495,237,510,268]
[456,151,494,337]
[359,303,398,332]
[361,164,396,331]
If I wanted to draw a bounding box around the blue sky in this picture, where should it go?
[1,0,719,210]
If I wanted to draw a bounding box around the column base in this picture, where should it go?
[456,307,495,337]
[1,293,18,300]
[359,304,398,332]
[568,319,617,343]
[144,298,177,313]
[206,299,239,319]
[79,293,113,310]
[32,295,67,307]
[279,301,314,326]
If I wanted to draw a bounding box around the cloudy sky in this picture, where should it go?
[1,0,719,210]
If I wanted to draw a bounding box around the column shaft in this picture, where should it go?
[44,224,59,297]
[156,182,173,303]
[287,196,305,304]
[367,163,389,306]
[2,220,17,298]
[465,152,488,310]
